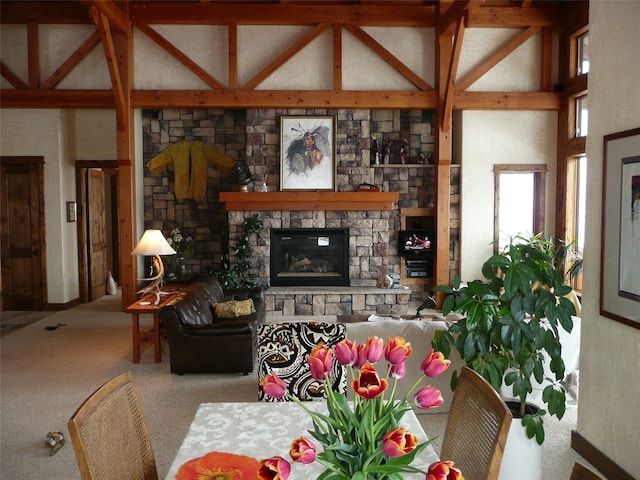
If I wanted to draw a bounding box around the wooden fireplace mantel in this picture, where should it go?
[219,191,399,211]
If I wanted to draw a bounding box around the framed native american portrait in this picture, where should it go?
[601,127,640,329]
[280,116,336,191]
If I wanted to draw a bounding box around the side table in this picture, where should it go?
[125,290,181,363]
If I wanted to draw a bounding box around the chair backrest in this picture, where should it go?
[440,367,513,480]
[68,372,158,480]
[257,322,347,401]
[570,462,604,480]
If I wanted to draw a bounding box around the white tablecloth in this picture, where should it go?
[164,402,439,480]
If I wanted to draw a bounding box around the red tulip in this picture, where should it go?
[258,456,291,480]
[352,363,388,399]
[421,349,451,378]
[365,336,384,363]
[307,343,333,381]
[390,361,406,380]
[335,338,358,366]
[261,372,287,399]
[385,336,413,365]
[382,427,418,458]
[414,385,444,410]
[290,436,316,464]
[426,460,464,480]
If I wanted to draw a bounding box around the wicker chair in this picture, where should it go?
[570,462,604,480]
[68,372,158,480]
[440,367,513,480]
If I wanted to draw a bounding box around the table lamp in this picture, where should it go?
[131,229,176,304]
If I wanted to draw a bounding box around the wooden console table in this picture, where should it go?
[125,290,181,363]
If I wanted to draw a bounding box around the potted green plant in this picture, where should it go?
[216,214,264,289]
[432,234,577,446]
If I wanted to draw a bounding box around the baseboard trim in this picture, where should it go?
[571,430,635,480]
[46,297,80,311]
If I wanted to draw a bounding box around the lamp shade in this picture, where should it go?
[131,229,177,256]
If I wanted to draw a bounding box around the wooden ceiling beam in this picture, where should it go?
[41,30,102,89]
[130,3,438,26]
[88,0,130,33]
[1,2,91,24]
[453,91,561,110]
[0,89,115,108]
[467,7,565,29]
[132,19,226,90]
[0,63,29,89]
[91,6,127,128]
[344,24,434,91]
[456,24,541,91]
[441,15,465,132]
[241,23,331,90]
[27,23,39,88]
[130,89,439,109]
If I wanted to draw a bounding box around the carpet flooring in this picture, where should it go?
[1,291,595,479]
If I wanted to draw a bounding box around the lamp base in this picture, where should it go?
[136,255,172,305]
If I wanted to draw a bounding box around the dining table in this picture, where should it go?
[164,401,440,479]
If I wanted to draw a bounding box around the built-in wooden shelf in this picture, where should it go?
[219,191,399,211]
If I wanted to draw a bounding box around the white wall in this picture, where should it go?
[459,110,558,280]
[0,109,116,304]
[579,2,640,477]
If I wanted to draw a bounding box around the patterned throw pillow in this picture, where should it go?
[257,322,347,401]
[212,299,256,318]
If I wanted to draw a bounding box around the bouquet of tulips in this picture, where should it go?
[258,335,464,480]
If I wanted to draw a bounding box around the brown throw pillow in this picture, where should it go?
[212,299,256,318]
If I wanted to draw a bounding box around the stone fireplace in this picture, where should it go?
[270,228,349,287]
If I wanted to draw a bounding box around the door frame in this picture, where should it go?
[75,160,119,303]
[0,156,47,310]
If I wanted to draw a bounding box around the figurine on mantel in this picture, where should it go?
[371,135,380,165]
[232,154,253,191]
[399,139,408,164]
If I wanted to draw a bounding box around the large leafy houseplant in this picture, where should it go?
[216,214,264,289]
[432,234,577,444]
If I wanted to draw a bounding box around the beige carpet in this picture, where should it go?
[1,290,593,479]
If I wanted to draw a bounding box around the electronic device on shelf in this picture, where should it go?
[398,229,435,257]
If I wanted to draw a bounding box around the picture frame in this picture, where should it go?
[66,201,77,222]
[280,116,336,191]
[601,127,640,329]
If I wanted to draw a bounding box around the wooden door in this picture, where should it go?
[88,169,107,300]
[0,158,46,310]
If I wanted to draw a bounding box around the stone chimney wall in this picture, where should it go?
[142,108,459,297]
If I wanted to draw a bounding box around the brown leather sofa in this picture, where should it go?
[159,275,266,374]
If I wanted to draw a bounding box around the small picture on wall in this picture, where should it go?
[280,116,335,191]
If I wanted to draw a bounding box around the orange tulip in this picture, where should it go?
[307,343,333,381]
[421,349,451,377]
[382,427,418,458]
[426,460,464,480]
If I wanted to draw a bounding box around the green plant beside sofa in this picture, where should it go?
[432,235,577,444]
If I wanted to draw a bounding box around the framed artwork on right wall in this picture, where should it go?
[600,127,640,329]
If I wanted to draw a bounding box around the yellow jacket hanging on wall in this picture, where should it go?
[146,140,235,201]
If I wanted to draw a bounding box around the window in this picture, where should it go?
[494,165,547,252]
[566,155,587,292]
[576,94,588,137]
[577,32,589,75]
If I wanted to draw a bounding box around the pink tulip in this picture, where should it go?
[384,336,413,365]
[307,343,333,381]
[258,456,291,480]
[382,427,418,458]
[355,343,368,369]
[261,372,287,399]
[390,361,406,380]
[421,349,451,378]
[414,385,443,410]
[365,336,384,363]
[426,460,463,480]
[335,338,358,366]
[289,437,316,464]
[352,363,388,399]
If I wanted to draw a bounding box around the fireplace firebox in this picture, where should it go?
[270,228,349,287]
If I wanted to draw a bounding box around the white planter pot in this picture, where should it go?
[498,416,542,480]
